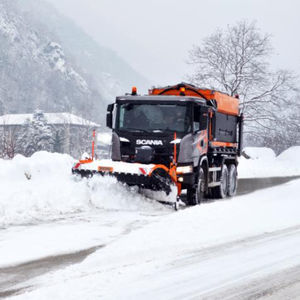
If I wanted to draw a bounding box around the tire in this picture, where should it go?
[227,164,238,197]
[186,166,206,205]
[212,164,228,199]
[186,187,195,206]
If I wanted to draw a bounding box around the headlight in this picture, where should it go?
[170,139,181,144]
[176,165,193,174]
[120,137,130,142]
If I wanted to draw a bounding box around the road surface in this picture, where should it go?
[0,176,299,299]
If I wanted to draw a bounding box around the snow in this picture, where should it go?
[0,147,299,298]
[242,147,276,160]
[1,146,299,228]
[97,132,112,145]
[0,152,169,269]
[76,158,156,176]
[43,41,89,91]
[6,176,300,299]
[0,152,166,229]
[0,220,121,268]
[239,146,300,178]
[0,112,100,127]
[0,6,18,42]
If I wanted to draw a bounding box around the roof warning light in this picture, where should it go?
[179,87,186,95]
[132,86,137,95]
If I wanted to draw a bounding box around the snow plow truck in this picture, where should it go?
[72,83,243,209]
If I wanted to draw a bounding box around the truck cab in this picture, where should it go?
[107,95,209,165]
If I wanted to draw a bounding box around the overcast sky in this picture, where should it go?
[46,0,300,87]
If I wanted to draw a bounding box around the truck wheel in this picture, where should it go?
[196,167,206,204]
[186,166,205,205]
[212,164,228,199]
[227,164,238,197]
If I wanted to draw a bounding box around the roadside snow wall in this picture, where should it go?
[239,146,300,178]
[0,152,163,227]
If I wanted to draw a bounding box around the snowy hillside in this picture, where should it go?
[0,0,94,118]
[0,0,148,123]
[17,0,150,98]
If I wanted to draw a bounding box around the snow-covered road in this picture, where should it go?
[0,149,300,299]
[0,177,298,299]
[110,225,300,300]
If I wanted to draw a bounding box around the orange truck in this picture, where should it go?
[73,82,243,209]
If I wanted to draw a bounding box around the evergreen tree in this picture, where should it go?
[17,110,53,156]
[52,129,65,153]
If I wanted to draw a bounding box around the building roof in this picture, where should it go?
[0,112,100,127]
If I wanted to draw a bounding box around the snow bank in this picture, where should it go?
[97,132,112,145]
[242,147,276,160]
[0,152,164,227]
[239,146,300,178]
[1,146,299,227]
[277,146,300,162]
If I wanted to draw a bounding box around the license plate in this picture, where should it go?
[98,166,113,173]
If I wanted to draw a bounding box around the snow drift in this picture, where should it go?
[1,146,299,227]
[239,146,300,178]
[0,152,164,228]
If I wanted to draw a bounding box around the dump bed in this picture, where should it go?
[149,83,239,116]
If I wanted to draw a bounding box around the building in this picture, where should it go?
[0,112,100,158]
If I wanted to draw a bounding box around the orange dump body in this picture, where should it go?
[149,84,239,116]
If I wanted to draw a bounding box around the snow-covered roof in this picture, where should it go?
[0,113,100,127]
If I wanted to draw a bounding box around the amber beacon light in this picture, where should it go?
[179,87,186,95]
[132,86,137,95]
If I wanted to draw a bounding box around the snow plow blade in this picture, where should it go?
[72,159,179,195]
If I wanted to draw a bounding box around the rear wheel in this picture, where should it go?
[212,164,228,199]
[227,164,238,197]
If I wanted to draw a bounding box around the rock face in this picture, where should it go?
[0,0,148,124]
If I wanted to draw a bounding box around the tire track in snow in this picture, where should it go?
[120,225,300,300]
[0,245,103,298]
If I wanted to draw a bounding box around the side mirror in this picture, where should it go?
[106,104,114,129]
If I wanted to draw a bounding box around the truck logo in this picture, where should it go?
[136,139,163,146]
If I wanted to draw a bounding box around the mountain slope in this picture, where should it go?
[0,0,148,123]
[16,0,149,98]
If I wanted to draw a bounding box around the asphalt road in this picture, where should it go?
[237,176,300,196]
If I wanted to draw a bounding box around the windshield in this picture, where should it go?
[117,103,191,133]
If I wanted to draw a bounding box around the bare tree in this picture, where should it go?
[0,125,18,159]
[188,20,299,152]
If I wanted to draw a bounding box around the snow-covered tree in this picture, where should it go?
[18,110,53,156]
[51,129,66,154]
